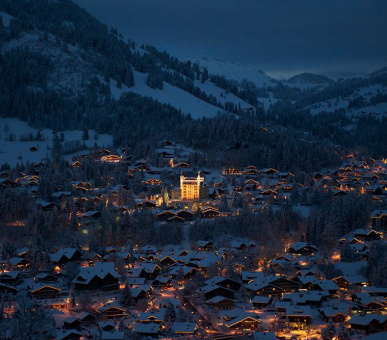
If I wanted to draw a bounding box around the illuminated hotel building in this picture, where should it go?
[180,172,208,201]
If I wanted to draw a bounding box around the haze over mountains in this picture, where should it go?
[74,0,387,79]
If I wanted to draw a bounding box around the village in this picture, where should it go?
[1,141,387,340]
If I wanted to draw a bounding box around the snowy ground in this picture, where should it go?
[108,71,227,119]
[307,83,387,116]
[0,11,13,27]
[0,118,113,167]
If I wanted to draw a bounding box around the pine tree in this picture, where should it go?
[120,282,132,307]
[336,323,351,340]
[82,128,89,141]
[13,292,55,339]
[321,318,336,340]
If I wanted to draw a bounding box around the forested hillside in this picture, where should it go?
[0,0,386,172]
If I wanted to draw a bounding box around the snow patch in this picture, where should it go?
[0,118,113,167]
[0,11,13,27]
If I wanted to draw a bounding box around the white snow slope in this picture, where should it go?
[0,118,113,167]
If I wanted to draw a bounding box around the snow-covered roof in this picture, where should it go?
[72,262,120,285]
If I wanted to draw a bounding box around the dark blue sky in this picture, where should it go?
[75,0,387,78]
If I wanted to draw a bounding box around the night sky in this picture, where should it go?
[75,0,387,79]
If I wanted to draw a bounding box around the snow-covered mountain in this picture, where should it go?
[189,57,277,87]
[287,72,334,85]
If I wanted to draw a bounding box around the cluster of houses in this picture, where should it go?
[0,222,387,339]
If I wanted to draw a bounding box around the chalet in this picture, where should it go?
[9,257,31,269]
[63,317,81,330]
[267,276,301,293]
[167,215,185,223]
[202,285,236,300]
[135,199,157,210]
[288,242,318,256]
[72,262,120,294]
[252,296,272,309]
[208,296,235,310]
[30,285,62,300]
[197,240,214,251]
[98,321,115,332]
[175,209,194,220]
[225,314,261,330]
[50,248,82,267]
[169,266,198,280]
[131,287,150,302]
[96,301,127,319]
[348,314,387,335]
[76,312,96,326]
[286,306,313,330]
[158,255,177,268]
[319,307,346,322]
[204,277,242,292]
[137,310,165,324]
[142,245,157,255]
[100,155,122,163]
[173,322,197,336]
[353,229,382,242]
[152,277,171,289]
[352,293,386,312]
[242,167,260,176]
[282,291,325,307]
[261,168,278,176]
[138,263,161,280]
[244,281,284,298]
[36,199,57,211]
[371,210,387,231]
[200,206,221,219]
[0,271,21,285]
[333,275,368,290]
[78,210,101,222]
[134,323,161,337]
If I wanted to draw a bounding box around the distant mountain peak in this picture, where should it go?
[370,67,387,77]
[287,72,333,85]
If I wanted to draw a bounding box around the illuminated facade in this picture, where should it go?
[180,172,208,201]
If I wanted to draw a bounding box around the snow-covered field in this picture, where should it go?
[307,83,387,116]
[109,71,227,119]
[0,118,113,167]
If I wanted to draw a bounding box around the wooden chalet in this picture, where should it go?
[173,322,197,336]
[202,285,236,300]
[371,210,387,231]
[63,317,82,331]
[252,296,273,309]
[197,240,214,251]
[348,314,387,335]
[286,306,312,330]
[200,206,221,219]
[72,262,120,294]
[333,275,368,290]
[208,296,235,310]
[319,307,346,322]
[30,285,62,300]
[225,314,261,330]
[96,301,127,319]
[353,229,382,242]
[76,312,96,326]
[288,242,318,256]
